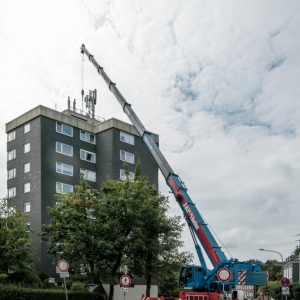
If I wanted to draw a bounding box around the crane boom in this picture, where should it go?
[80,44,267,291]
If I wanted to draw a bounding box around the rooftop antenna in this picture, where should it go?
[85,89,97,119]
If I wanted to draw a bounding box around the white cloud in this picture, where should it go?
[1,0,299,269]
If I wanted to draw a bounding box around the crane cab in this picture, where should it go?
[179,265,206,291]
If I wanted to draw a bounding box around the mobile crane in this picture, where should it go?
[80,44,268,297]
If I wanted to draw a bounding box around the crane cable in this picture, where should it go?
[81,50,84,111]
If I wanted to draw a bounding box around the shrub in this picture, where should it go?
[6,269,43,287]
[70,281,87,292]
[0,283,104,300]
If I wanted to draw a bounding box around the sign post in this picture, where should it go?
[120,274,131,300]
[280,277,290,300]
[217,268,231,293]
[57,260,69,300]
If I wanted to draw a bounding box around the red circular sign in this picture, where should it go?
[280,277,290,287]
[217,268,231,282]
[57,259,69,272]
[120,274,131,287]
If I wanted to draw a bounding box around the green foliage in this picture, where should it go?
[6,269,42,287]
[293,282,300,300]
[261,260,282,281]
[0,283,103,300]
[267,281,300,300]
[70,282,88,292]
[0,199,34,273]
[38,271,50,282]
[268,281,281,300]
[292,246,300,256]
[0,274,8,283]
[42,164,191,300]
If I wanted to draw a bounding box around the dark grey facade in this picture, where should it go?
[6,105,159,277]
[283,255,300,283]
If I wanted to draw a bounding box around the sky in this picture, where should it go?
[0,0,299,268]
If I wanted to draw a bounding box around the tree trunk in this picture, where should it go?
[146,272,152,297]
[94,274,108,300]
[108,285,114,300]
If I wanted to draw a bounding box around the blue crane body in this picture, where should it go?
[80,44,268,292]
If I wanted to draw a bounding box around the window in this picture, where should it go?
[26,222,31,231]
[7,131,16,142]
[24,162,30,173]
[24,182,30,193]
[80,149,96,163]
[24,142,30,153]
[24,123,30,134]
[80,169,96,182]
[120,150,134,164]
[120,169,134,181]
[56,122,73,136]
[8,168,16,180]
[56,162,73,176]
[24,202,31,213]
[56,182,73,193]
[80,130,96,144]
[8,187,16,198]
[120,131,134,145]
[56,142,73,156]
[7,149,16,161]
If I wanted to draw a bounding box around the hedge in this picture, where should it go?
[0,284,104,300]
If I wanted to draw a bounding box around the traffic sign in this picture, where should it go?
[57,259,69,273]
[282,287,290,295]
[120,274,131,287]
[121,287,128,292]
[217,268,231,282]
[60,272,69,278]
[280,277,291,287]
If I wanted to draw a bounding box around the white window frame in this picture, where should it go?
[7,149,16,161]
[8,187,16,198]
[80,168,96,182]
[7,131,16,142]
[24,202,31,213]
[56,122,73,137]
[24,162,30,173]
[24,123,30,134]
[56,142,73,156]
[120,131,134,145]
[56,162,73,176]
[56,182,73,194]
[24,182,30,193]
[8,168,16,180]
[120,169,134,181]
[24,142,30,153]
[120,150,134,164]
[80,130,96,144]
[80,149,96,163]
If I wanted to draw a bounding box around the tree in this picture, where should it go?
[0,198,34,273]
[261,260,282,281]
[42,163,191,300]
[42,177,110,298]
[118,163,193,297]
[292,246,300,256]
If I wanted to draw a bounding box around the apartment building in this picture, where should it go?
[6,104,159,277]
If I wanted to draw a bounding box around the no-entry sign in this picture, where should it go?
[57,259,69,273]
[217,268,231,282]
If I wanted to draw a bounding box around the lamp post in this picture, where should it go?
[259,249,284,300]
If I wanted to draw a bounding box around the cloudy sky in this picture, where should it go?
[1,0,299,268]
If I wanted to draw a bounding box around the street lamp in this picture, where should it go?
[259,248,284,300]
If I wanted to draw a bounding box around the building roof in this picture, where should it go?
[5,105,159,143]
